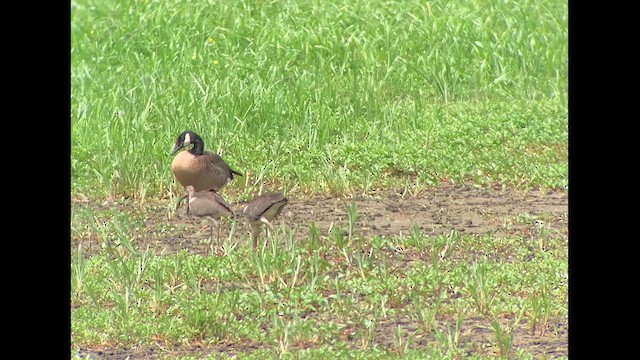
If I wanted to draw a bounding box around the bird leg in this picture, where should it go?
[251,224,262,250]
[216,220,222,250]
[205,220,215,256]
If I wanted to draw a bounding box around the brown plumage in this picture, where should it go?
[171,130,242,193]
[242,192,288,249]
[185,185,235,253]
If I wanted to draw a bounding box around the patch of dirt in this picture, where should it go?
[72,185,567,258]
[280,185,567,242]
[71,185,568,358]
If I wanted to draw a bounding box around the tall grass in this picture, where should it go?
[71,0,568,199]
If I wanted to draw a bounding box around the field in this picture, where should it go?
[71,0,568,358]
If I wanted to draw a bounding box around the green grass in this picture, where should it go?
[71,0,567,199]
[72,216,567,358]
[71,0,568,358]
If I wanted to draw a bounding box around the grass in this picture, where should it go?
[71,0,568,358]
[71,210,567,358]
[71,0,567,200]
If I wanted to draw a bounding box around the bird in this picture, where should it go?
[242,192,288,249]
[184,185,235,254]
[171,130,243,214]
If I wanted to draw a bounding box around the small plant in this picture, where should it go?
[467,262,497,315]
[271,313,293,356]
[347,202,358,243]
[411,292,442,336]
[441,229,460,260]
[434,311,465,357]
[285,254,304,290]
[491,306,526,358]
[393,324,414,357]
[353,247,374,281]
[331,226,351,266]
[72,243,86,299]
[309,222,320,252]
[528,274,553,336]
[536,220,551,251]
[359,315,378,350]
[221,220,239,256]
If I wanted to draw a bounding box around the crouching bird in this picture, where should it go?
[242,192,288,249]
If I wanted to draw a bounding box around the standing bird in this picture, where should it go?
[185,185,234,254]
[171,130,243,214]
[171,130,243,191]
[242,192,288,249]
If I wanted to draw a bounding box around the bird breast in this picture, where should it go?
[171,151,231,191]
[188,197,233,218]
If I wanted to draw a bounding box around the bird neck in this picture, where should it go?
[189,136,205,155]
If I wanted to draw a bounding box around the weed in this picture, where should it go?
[467,262,497,316]
[491,306,526,358]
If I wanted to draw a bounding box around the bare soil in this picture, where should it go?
[72,185,568,359]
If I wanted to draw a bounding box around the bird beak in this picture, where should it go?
[170,144,184,156]
[177,193,188,204]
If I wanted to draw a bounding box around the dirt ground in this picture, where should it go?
[72,185,568,359]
